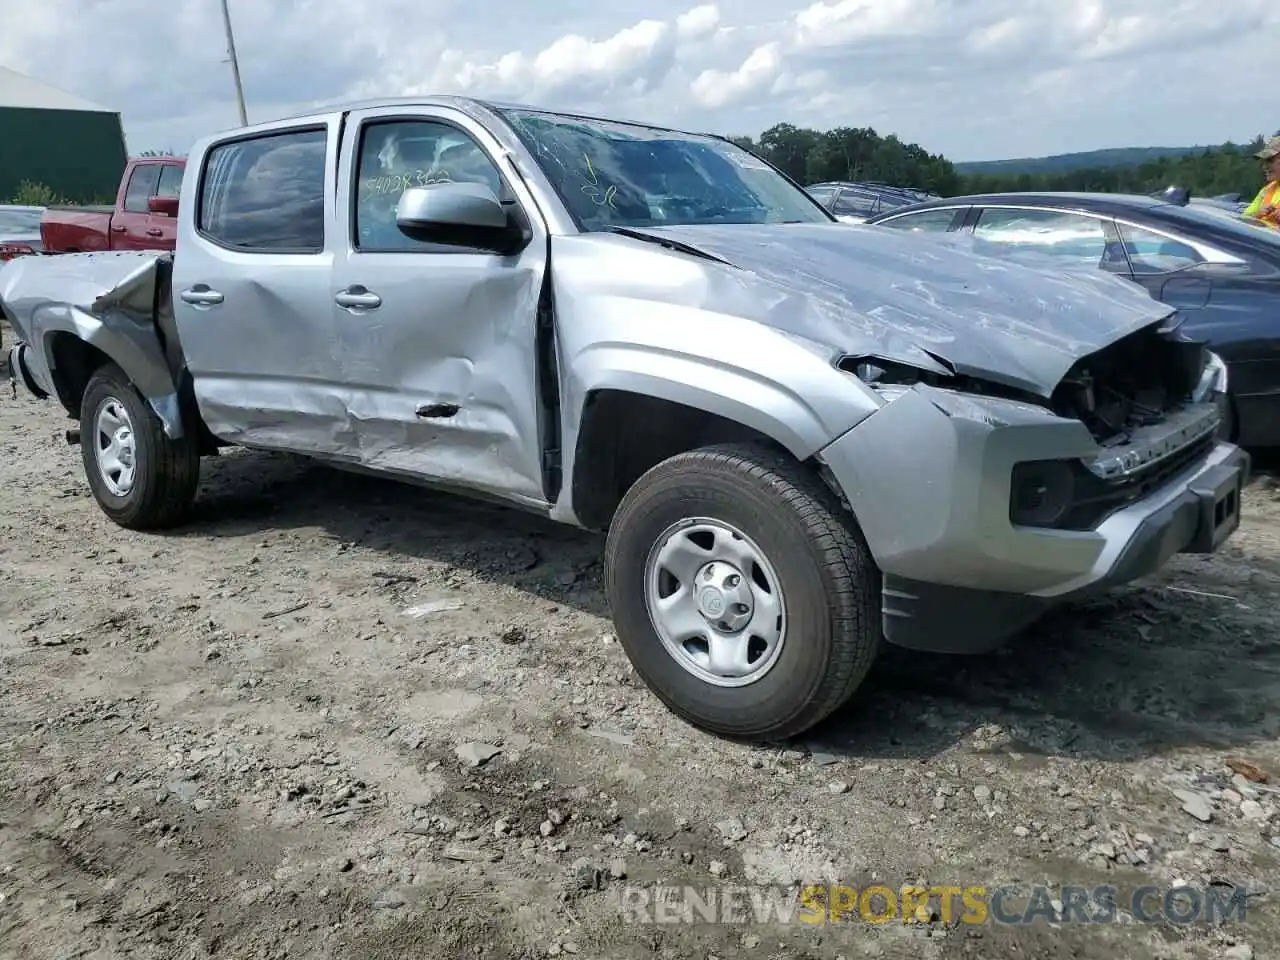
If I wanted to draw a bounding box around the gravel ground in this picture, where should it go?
[1,334,1278,960]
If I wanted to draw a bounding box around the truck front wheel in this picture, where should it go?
[80,363,201,530]
[604,442,880,742]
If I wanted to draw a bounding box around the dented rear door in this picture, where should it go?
[171,114,344,454]
[329,105,549,507]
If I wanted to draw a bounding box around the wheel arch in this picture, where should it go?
[569,382,831,532]
[39,317,185,438]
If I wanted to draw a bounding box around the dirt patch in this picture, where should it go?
[0,336,1277,959]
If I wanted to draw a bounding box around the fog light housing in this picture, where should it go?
[1010,460,1076,527]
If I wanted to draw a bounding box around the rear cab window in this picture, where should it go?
[196,127,328,252]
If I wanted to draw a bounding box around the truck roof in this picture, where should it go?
[230,95,723,142]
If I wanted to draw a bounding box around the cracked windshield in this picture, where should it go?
[501,108,830,228]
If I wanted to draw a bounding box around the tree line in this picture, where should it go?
[730,124,1276,201]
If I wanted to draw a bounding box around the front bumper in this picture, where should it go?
[817,383,1249,654]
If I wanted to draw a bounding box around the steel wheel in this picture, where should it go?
[643,517,786,687]
[93,396,137,497]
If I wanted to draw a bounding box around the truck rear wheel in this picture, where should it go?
[80,363,200,530]
[604,442,880,741]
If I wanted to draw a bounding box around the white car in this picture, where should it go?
[0,204,43,259]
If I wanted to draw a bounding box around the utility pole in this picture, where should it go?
[219,0,248,125]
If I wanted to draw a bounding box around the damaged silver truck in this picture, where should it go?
[0,97,1249,741]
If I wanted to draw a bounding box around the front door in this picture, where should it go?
[170,117,348,453]
[329,105,550,507]
[113,162,162,250]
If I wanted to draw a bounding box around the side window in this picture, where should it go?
[878,209,960,232]
[833,192,878,217]
[354,120,504,252]
[198,127,327,252]
[155,164,183,199]
[122,164,161,213]
[806,186,836,208]
[973,208,1107,266]
[1117,223,1203,274]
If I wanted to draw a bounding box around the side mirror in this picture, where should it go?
[395,182,527,254]
[147,195,179,217]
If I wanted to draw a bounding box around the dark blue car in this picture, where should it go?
[805,181,939,221]
[866,191,1280,447]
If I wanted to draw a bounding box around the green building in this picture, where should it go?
[0,66,128,204]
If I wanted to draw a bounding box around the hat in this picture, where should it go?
[1256,135,1280,160]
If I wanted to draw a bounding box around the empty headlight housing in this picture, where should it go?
[1192,351,1228,402]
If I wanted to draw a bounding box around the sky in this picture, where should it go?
[0,0,1275,163]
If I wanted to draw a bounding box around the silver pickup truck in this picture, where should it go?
[1,97,1249,742]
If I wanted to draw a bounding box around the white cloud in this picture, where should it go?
[792,0,942,48]
[691,42,784,109]
[965,16,1031,55]
[676,4,721,41]
[0,0,1273,162]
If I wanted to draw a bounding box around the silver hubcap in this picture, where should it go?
[94,397,137,497]
[643,518,786,687]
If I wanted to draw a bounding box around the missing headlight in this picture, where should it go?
[1192,351,1228,403]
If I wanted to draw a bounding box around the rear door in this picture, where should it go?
[1112,220,1211,308]
[1112,219,1280,443]
[144,162,184,249]
[328,104,550,505]
[170,116,346,453]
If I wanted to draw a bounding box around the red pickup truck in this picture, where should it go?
[40,157,185,253]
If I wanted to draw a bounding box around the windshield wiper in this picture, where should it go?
[604,226,731,265]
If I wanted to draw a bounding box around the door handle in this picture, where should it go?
[335,288,381,310]
[110,225,126,233]
[180,287,224,306]
[146,228,163,237]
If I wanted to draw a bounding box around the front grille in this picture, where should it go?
[1060,432,1216,530]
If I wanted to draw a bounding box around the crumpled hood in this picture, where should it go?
[613,222,1175,397]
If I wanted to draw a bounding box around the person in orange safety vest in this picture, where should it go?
[1242,135,1280,228]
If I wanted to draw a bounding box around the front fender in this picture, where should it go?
[570,340,866,459]
[546,234,884,523]
[548,234,882,457]
[0,252,184,437]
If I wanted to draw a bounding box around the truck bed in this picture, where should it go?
[43,204,114,214]
[40,206,116,253]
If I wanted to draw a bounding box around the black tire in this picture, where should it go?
[79,362,201,530]
[604,442,881,742]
